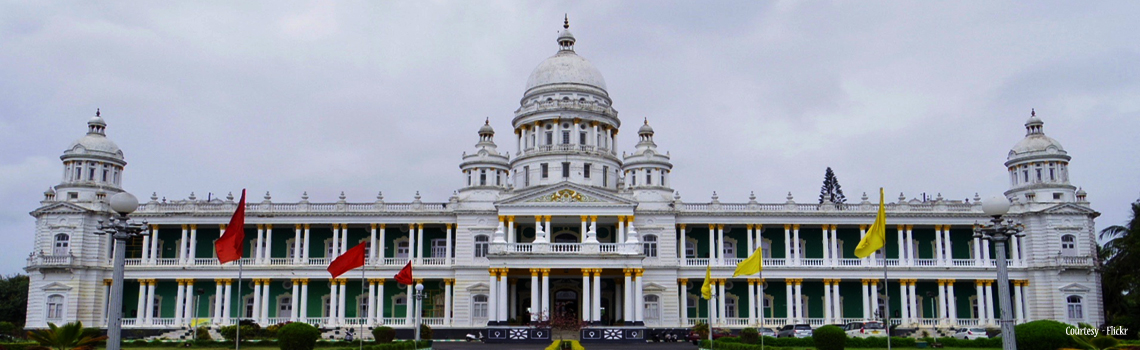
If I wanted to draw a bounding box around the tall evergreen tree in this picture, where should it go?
[1100,197,1140,337]
[818,167,847,205]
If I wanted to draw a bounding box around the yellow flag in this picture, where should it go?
[732,246,763,277]
[701,264,713,300]
[854,187,887,258]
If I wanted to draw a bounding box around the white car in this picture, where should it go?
[953,327,990,340]
[843,321,887,338]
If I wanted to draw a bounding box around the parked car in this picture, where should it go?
[758,327,776,337]
[777,324,813,338]
[843,321,886,338]
[953,327,990,340]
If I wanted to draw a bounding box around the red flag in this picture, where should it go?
[214,189,246,264]
[394,261,413,285]
[328,241,368,278]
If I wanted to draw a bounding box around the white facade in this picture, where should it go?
[25,23,1101,335]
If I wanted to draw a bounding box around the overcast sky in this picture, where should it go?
[2,1,1138,275]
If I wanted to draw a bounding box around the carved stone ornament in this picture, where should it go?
[529,189,599,203]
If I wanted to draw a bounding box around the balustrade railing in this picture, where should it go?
[550,243,581,252]
[154,258,178,266]
[952,259,976,267]
[914,259,937,267]
[269,258,292,265]
[955,318,980,326]
[801,258,824,266]
[381,317,408,326]
[421,317,445,326]
[123,258,141,266]
[309,257,329,265]
[194,258,218,266]
[838,258,862,266]
[419,257,450,266]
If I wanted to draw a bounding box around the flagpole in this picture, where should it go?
[708,296,714,350]
[758,268,764,349]
[882,246,891,350]
[360,265,365,350]
[236,257,242,350]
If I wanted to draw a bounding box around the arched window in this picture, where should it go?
[723,241,736,258]
[473,235,490,258]
[46,295,64,320]
[53,234,70,255]
[643,235,658,257]
[1067,295,1083,320]
[472,295,489,319]
[1061,235,1077,256]
[643,295,660,320]
[685,240,696,258]
[395,241,409,259]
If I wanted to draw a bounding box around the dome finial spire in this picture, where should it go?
[96,108,100,117]
[1031,108,1035,117]
[564,14,569,29]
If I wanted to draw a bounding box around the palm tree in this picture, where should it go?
[27,321,107,350]
[1100,198,1140,335]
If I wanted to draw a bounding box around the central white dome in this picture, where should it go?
[525,50,607,93]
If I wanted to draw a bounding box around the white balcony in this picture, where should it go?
[490,242,642,256]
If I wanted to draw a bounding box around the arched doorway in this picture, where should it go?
[553,289,579,321]
[554,230,579,243]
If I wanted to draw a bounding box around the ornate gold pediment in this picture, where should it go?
[528,189,600,203]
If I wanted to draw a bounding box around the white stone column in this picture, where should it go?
[870,281,880,321]
[617,217,626,246]
[899,280,909,324]
[337,280,347,325]
[984,281,995,325]
[298,280,309,323]
[973,236,982,266]
[256,224,265,264]
[908,280,918,322]
[302,224,311,263]
[680,279,689,326]
[785,280,794,323]
[366,280,376,324]
[179,225,189,265]
[185,279,196,324]
[861,280,870,320]
[592,269,602,322]
[783,225,792,264]
[262,279,273,324]
[747,225,754,256]
[935,225,945,266]
[581,216,588,243]
[1010,235,1021,266]
[530,269,539,321]
[222,280,233,324]
[947,280,958,325]
[748,279,757,325]
[635,269,644,323]
[708,224,716,263]
[408,224,417,262]
[541,269,551,318]
[1022,281,1031,321]
[136,280,148,323]
[792,225,801,265]
[341,224,350,255]
[140,235,150,264]
[444,279,453,325]
[507,216,516,243]
[265,224,273,264]
[830,225,839,266]
[378,224,386,264]
[1014,281,1025,323]
[375,280,384,324]
[329,280,339,326]
[214,280,225,324]
[938,280,949,323]
[445,224,453,264]
[860,225,869,265]
[582,269,592,322]
[718,280,727,324]
[149,224,159,264]
[974,281,986,324]
[717,225,726,265]
[623,269,633,321]
[983,239,991,264]
[174,280,186,326]
[823,279,832,323]
[793,280,803,321]
[822,225,831,265]
[945,225,954,266]
[293,225,303,264]
[290,280,299,322]
[832,280,841,322]
[905,225,915,266]
[499,270,509,322]
[544,216,551,241]
[488,269,498,322]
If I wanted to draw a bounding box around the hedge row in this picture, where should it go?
[0,342,40,350]
[704,336,1003,348]
[334,340,432,350]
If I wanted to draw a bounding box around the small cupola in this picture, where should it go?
[558,15,575,52]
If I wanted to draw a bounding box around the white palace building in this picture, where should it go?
[24,22,1101,342]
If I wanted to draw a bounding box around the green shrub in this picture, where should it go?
[371,327,394,343]
[0,342,39,350]
[1093,336,1122,349]
[195,327,211,341]
[219,325,261,341]
[1016,319,1082,350]
[718,336,740,343]
[417,324,432,340]
[692,322,709,339]
[739,328,758,344]
[265,322,292,338]
[843,336,916,348]
[813,325,845,350]
[277,323,320,350]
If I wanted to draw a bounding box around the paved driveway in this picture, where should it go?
[434,341,697,350]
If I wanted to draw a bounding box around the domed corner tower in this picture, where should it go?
[509,17,623,191]
[54,109,129,205]
[1003,109,1083,208]
[459,118,511,195]
[622,118,675,205]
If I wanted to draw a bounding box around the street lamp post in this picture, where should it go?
[96,192,149,350]
[973,196,1024,350]
[414,283,424,343]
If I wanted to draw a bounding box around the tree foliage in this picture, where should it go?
[818,167,847,205]
[1100,197,1140,338]
[26,321,106,350]
[0,274,29,326]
